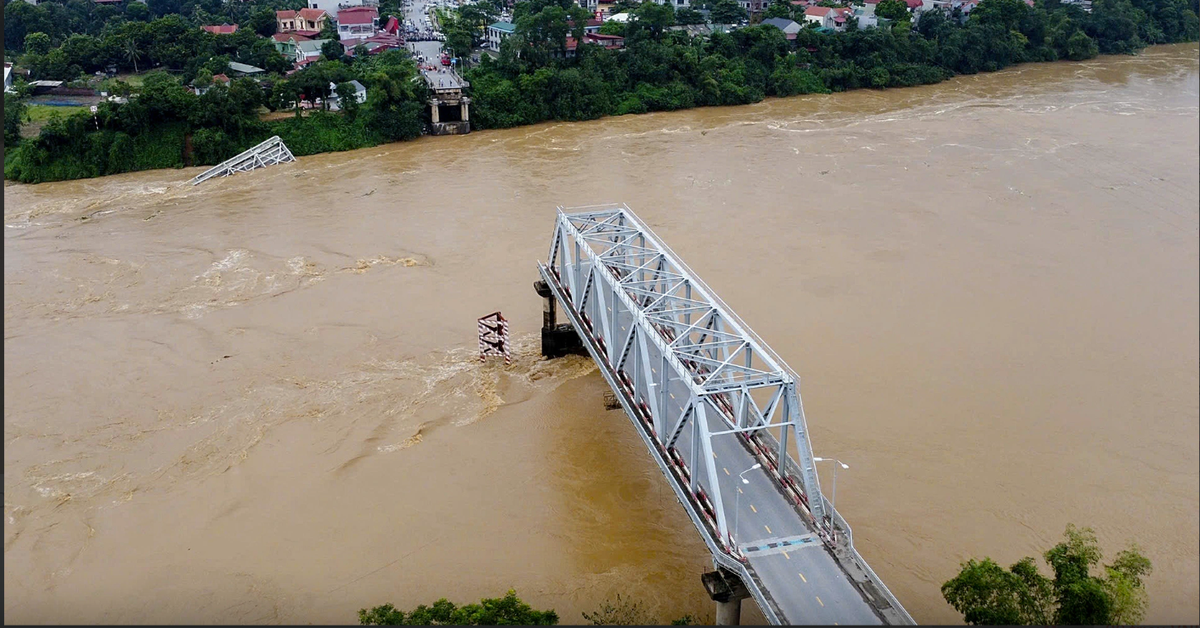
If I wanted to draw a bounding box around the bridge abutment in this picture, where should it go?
[702,568,751,626]
[534,280,587,358]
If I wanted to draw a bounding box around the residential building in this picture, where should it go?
[583,32,624,48]
[4,63,14,93]
[340,32,403,55]
[486,21,517,51]
[802,5,834,27]
[294,39,332,64]
[852,6,878,27]
[337,6,379,38]
[305,0,375,19]
[328,79,367,109]
[277,8,329,35]
[803,5,851,29]
[227,61,265,75]
[201,23,239,34]
[272,32,314,58]
[736,0,768,14]
[644,0,690,9]
[760,17,801,39]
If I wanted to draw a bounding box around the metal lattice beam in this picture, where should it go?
[540,203,829,540]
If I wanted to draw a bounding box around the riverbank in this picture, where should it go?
[5,42,1196,624]
[6,0,1197,185]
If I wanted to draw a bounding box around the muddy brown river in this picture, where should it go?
[5,43,1198,625]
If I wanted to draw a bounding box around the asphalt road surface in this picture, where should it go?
[644,338,884,625]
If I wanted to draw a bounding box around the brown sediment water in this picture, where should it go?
[4,43,1197,625]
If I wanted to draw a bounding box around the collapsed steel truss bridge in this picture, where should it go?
[536,204,914,626]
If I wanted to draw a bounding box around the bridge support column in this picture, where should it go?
[534,280,586,358]
[702,569,751,626]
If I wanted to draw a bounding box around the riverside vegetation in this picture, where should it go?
[942,524,1154,625]
[3,0,1197,183]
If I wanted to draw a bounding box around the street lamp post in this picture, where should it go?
[812,457,849,538]
[733,463,761,549]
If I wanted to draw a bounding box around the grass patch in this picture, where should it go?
[25,105,90,122]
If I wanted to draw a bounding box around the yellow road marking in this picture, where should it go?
[713,452,717,459]
[723,467,730,475]
[783,551,789,560]
[750,505,757,513]
[764,525,772,534]
[669,393,675,399]
[816,596,824,607]
[737,487,742,494]
[799,573,807,583]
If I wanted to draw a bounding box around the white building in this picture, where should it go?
[337,6,379,38]
[4,63,14,94]
[486,21,516,51]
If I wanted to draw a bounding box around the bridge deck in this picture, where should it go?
[538,204,912,625]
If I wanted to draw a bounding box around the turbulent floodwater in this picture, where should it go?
[5,43,1198,625]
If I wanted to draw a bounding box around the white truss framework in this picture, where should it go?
[190,135,296,186]
[539,204,831,544]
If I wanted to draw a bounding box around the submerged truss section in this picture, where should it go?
[189,135,296,186]
[538,204,830,554]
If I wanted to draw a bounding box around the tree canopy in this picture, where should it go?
[359,590,559,625]
[942,524,1153,625]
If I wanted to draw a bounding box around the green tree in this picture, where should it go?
[875,0,910,20]
[194,67,214,90]
[4,93,28,147]
[581,594,652,625]
[942,524,1152,626]
[763,0,794,19]
[631,1,676,39]
[335,81,361,120]
[122,37,143,73]
[674,6,707,24]
[709,0,749,23]
[126,2,151,22]
[25,31,53,56]
[359,590,559,625]
[322,38,347,62]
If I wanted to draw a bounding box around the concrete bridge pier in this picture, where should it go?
[534,280,586,358]
[702,569,751,626]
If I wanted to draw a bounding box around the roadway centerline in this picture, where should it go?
[799,572,806,583]
[816,596,824,607]
[750,505,757,513]
[764,524,772,534]
[723,467,730,475]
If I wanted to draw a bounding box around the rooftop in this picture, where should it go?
[202,23,239,34]
[489,21,517,32]
[337,6,378,24]
[227,61,264,74]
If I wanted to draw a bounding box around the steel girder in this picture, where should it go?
[541,204,830,553]
[190,135,296,185]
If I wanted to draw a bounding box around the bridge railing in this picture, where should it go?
[535,259,788,625]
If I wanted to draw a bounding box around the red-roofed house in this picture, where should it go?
[340,32,404,56]
[201,23,239,34]
[830,6,852,27]
[336,6,379,38]
[277,8,328,34]
[803,5,833,27]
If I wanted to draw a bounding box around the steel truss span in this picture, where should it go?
[537,204,915,626]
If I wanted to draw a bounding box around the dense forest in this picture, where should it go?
[3,0,1197,183]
